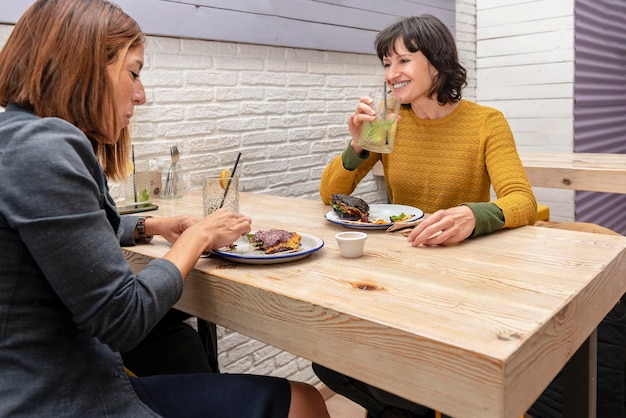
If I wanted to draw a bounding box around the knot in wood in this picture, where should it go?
[496,330,522,341]
[352,283,384,291]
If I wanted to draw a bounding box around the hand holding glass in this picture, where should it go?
[358,92,401,154]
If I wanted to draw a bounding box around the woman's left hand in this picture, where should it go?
[407,206,475,246]
[145,215,198,243]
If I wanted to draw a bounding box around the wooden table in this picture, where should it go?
[519,152,626,193]
[123,191,626,418]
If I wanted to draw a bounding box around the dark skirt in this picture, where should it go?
[130,372,291,418]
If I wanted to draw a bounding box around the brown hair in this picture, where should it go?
[375,15,467,105]
[0,0,144,180]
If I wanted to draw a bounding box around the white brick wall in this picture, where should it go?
[113,36,391,208]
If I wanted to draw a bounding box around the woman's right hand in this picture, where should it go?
[163,208,252,279]
[347,96,376,154]
[196,208,252,251]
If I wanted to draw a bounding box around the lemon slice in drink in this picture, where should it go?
[219,169,231,190]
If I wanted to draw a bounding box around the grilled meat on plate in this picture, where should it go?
[249,229,302,254]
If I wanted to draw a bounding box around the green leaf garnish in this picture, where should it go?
[390,212,415,222]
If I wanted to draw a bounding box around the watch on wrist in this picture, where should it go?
[136,216,153,243]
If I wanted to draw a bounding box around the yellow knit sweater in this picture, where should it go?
[320,100,537,229]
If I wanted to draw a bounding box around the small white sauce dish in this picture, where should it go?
[335,231,368,258]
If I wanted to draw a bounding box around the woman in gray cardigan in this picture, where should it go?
[0,1,330,417]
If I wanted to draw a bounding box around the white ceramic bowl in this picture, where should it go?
[335,231,367,258]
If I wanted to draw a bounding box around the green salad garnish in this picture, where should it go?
[390,212,414,222]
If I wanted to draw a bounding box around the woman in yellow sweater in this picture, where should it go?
[316,14,623,418]
[320,14,537,248]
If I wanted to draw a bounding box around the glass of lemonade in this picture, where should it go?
[358,91,401,154]
[203,173,239,215]
[124,160,152,204]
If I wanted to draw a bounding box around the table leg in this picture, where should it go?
[563,329,597,418]
[197,319,220,373]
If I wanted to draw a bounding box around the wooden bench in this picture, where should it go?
[519,152,626,194]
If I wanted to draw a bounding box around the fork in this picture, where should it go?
[164,145,179,197]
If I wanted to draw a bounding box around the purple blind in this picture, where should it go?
[574,0,626,234]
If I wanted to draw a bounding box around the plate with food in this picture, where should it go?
[325,193,423,230]
[211,229,324,264]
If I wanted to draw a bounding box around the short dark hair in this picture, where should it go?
[375,15,467,104]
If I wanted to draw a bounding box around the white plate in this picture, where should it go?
[211,232,324,264]
[325,204,424,230]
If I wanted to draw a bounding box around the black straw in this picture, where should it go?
[219,152,241,209]
[383,83,389,145]
[383,81,387,119]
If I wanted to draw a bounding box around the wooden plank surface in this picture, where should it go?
[123,190,626,417]
[519,152,626,193]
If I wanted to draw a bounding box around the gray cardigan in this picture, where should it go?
[0,103,182,416]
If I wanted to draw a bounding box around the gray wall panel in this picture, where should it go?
[0,0,455,54]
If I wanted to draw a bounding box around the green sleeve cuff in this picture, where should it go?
[462,202,505,238]
[342,143,370,171]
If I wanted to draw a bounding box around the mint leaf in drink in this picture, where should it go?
[139,189,150,202]
[361,119,395,145]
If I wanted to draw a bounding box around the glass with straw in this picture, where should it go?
[203,153,241,215]
[124,146,152,204]
[358,83,401,154]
